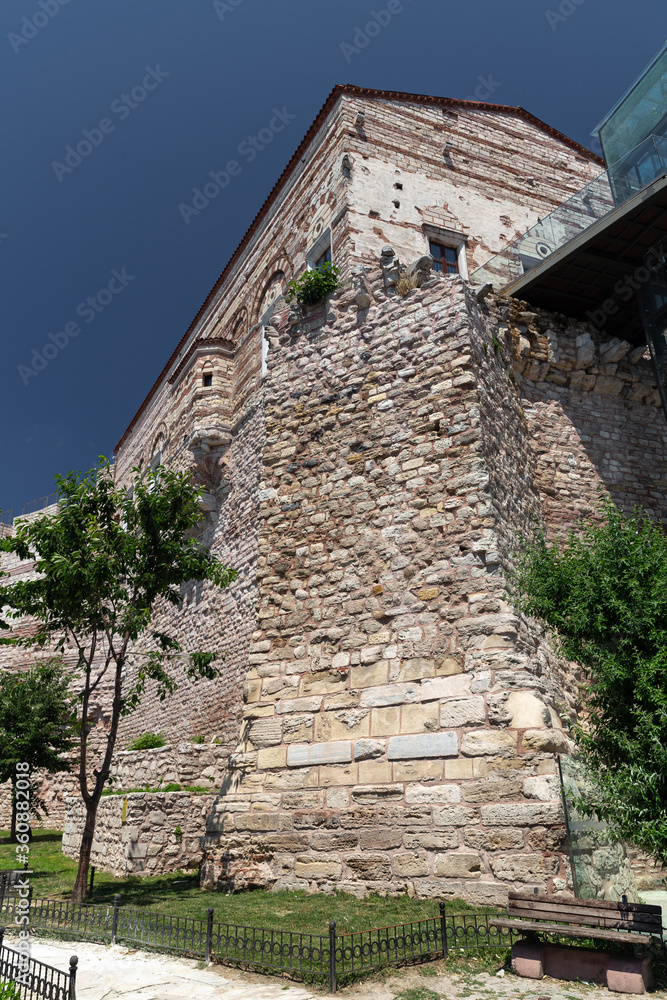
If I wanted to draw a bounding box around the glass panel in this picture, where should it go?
[638,243,667,416]
[472,134,667,289]
[597,43,667,165]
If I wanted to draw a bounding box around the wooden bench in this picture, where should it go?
[490,891,663,946]
[0,869,31,908]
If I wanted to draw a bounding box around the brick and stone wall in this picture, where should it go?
[109,741,235,792]
[62,791,214,876]
[196,262,661,903]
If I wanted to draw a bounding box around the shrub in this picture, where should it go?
[173,826,183,839]
[129,732,166,751]
[0,983,22,1000]
[285,261,339,307]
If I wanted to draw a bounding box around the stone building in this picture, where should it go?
[4,78,667,900]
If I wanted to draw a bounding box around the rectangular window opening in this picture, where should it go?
[429,240,459,275]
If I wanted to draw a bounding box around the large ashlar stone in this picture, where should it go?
[433,805,478,827]
[461,730,517,756]
[523,775,560,801]
[464,827,524,851]
[360,682,419,708]
[286,741,351,767]
[295,856,342,878]
[405,784,462,804]
[404,830,459,850]
[439,697,486,728]
[420,674,471,701]
[354,738,385,760]
[489,852,560,880]
[506,691,550,729]
[462,777,522,803]
[393,853,430,877]
[481,802,564,826]
[434,852,483,878]
[387,732,458,759]
[522,729,570,753]
[344,853,392,879]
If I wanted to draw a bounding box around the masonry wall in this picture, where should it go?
[195,259,662,903]
[62,791,214,876]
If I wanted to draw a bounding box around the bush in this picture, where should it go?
[285,261,339,307]
[0,983,21,1000]
[129,732,166,751]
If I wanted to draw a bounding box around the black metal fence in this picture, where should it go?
[0,927,77,1000]
[0,893,516,992]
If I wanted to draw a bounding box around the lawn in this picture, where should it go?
[0,830,495,935]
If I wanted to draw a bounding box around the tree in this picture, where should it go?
[0,658,77,842]
[0,460,236,902]
[512,497,667,865]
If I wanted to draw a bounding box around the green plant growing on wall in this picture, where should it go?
[285,261,340,307]
[163,782,181,792]
[129,731,166,751]
[512,497,667,865]
[173,825,183,839]
[0,458,236,904]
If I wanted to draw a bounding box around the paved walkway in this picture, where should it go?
[6,935,662,999]
[5,936,317,999]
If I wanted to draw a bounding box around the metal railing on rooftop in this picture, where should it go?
[472,133,667,290]
[0,494,59,528]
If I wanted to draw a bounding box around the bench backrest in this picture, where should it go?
[507,892,663,936]
[0,870,27,900]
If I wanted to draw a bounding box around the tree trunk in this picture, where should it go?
[71,798,99,903]
[9,786,16,843]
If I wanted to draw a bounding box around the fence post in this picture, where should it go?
[69,955,78,1000]
[329,920,336,994]
[206,907,214,964]
[440,902,448,960]
[111,894,120,945]
[0,925,4,949]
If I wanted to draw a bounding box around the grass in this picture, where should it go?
[0,830,497,935]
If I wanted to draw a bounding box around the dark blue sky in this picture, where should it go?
[1,0,665,515]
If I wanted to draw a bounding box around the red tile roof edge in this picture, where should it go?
[114,83,604,453]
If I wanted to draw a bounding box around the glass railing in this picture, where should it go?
[472,134,667,290]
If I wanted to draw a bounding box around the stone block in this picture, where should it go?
[358,760,393,784]
[461,730,517,756]
[350,663,390,689]
[351,783,403,803]
[309,831,359,851]
[440,697,486,728]
[433,805,478,827]
[344,853,392,879]
[276,696,323,715]
[404,830,459,850]
[522,729,570,753]
[444,758,473,780]
[394,657,436,682]
[235,812,278,832]
[489,852,559,880]
[388,732,458,759]
[394,760,443,781]
[421,675,471,702]
[481,802,563,826]
[315,711,370,741]
[434,852,482,877]
[512,939,544,979]
[405,783,461,804]
[401,701,439,733]
[286,741,352,767]
[607,954,653,993]
[294,857,342,878]
[360,682,419,707]
[354,738,385,760]
[359,828,403,850]
[319,764,358,785]
[464,827,524,850]
[522,775,560,800]
[393,853,430,877]
[301,670,349,696]
[506,691,550,729]
[257,746,288,769]
[370,707,402,737]
[462,777,522,803]
[437,655,464,676]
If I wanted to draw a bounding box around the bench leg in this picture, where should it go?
[607,955,653,994]
[512,939,545,979]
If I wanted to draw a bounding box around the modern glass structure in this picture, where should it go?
[473,41,667,416]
